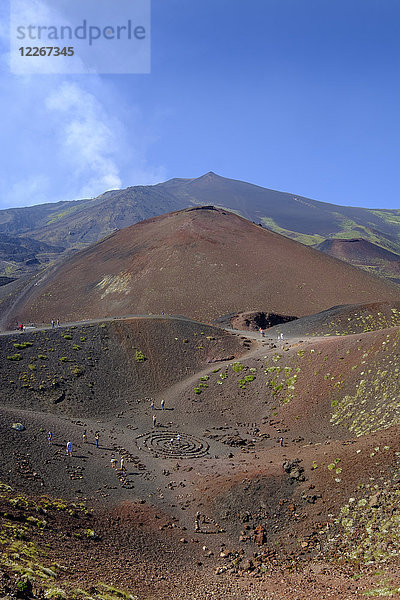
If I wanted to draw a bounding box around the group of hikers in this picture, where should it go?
[17,319,61,331]
[47,429,101,457]
[47,429,128,472]
[151,397,168,428]
[258,327,285,340]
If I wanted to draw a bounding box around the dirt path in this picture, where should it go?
[0,313,205,336]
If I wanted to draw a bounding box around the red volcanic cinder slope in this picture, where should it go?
[316,238,400,263]
[316,237,400,282]
[14,207,400,325]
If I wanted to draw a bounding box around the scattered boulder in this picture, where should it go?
[283,459,306,482]
[369,492,381,508]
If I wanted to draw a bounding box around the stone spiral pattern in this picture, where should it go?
[137,431,209,458]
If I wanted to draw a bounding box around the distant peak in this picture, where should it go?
[199,171,220,179]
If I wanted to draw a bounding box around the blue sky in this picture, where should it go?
[0,0,399,209]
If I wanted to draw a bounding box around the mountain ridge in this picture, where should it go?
[1,172,399,284]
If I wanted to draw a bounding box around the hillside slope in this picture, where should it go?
[316,238,400,284]
[10,207,400,326]
[1,172,400,282]
[1,317,400,599]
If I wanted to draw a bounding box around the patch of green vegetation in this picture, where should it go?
[0,482,13,492]
[73,345,81,351]
[70,365,84,377]
[0,488,95,599]
[264,359,301,404]
[135,350,146,363]
[331,332,400,436]
[2,264,18,276]
[194,388,202,394]
[364,586,400,597]
[26,516,47,529]
[46,204,86,225]
[369,209,400,228]
[13,342,33,349]
[16,578,31,593]
[85,528,99,540]
[261,217,325,245]
[43,586,67,599]
[334,478,400,564]
[91,583,138,600]
[244,375,256,382]
[238,373,256,389]
[7,353,22,361]
[312,307,400,337]
[38,354,48,360]
[62,334,73,340]
[219,369,228,379]
[231,362,244,373]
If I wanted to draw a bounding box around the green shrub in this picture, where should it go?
[16,579,30,593]
[73,345,81,351]
[43,587,67,599]
[232,362,244,373]
[7,353,22,361]
[244,375,255,382]
[194,388,202,394]
[13,342,33,349]
[70,365,83,376]
[63,334,72,340]
[135,350,146,363]
[85,528,99,540]
[37,354,47,360]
